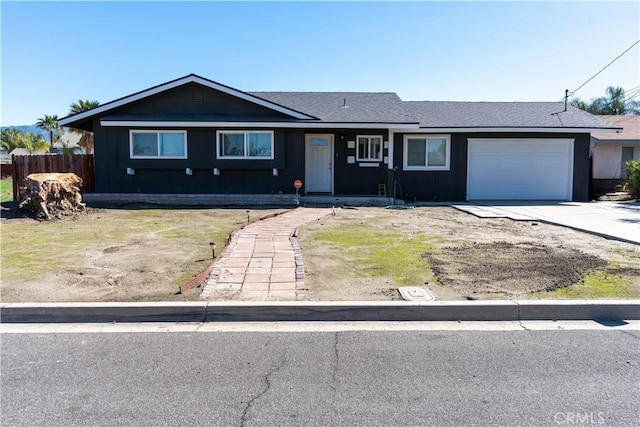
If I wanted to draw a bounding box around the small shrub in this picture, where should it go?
[625,160,640,199]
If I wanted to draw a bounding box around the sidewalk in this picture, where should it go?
[200,207,333,301]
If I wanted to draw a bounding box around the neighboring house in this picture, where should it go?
[51,131,86,154]
[58,74,619,202]
[8,148,47,156]
[591,115,640,194]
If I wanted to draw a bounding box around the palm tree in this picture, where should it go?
[22,133,50,154]
[1,128,26,153]
[68,99,100,154]
[571,86,640,115]
[1,129,49,154]
[69,99,100,115]
[36,114,62,152]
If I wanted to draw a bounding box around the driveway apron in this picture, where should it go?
[201,207,333,301]
[453,201,640,245]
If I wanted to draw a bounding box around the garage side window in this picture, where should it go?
[403,135,450,171]
[130,130,187,159]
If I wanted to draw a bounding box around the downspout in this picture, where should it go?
[388,130,395,204]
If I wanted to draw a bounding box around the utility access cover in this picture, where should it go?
[398,287,434,301]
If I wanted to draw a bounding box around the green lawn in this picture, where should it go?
[0,178,12,202]
[312,225,437,286]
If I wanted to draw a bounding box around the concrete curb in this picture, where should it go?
[1,300,638,323]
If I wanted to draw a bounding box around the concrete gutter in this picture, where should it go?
[1,300,638,323]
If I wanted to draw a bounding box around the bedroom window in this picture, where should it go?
[356,135,383,161]
[403,135,451,171]
[130,130,187,159]
[217,131,274,159]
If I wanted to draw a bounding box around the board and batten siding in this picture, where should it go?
[93,122,305,194]
[391,132,590,202]
[108,82,293,119]
[332,129,390,196]
[391,133,467,201]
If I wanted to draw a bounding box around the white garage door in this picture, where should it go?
[467,138,574,200]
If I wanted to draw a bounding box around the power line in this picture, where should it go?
[569,39,640,97]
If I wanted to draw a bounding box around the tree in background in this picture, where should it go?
[36,114,62,152]
[68,99,100,154]
[1,128,49,154]
[625,160,640,199]
[571,86,640,115]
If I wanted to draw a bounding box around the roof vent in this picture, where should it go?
[341,98,348,108]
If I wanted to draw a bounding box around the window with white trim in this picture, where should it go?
[356,135,383,161]
[217,131,274,159]
[130,130,187,159]
[403,135,450,170]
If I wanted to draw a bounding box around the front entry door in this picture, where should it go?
[305,134,334,193]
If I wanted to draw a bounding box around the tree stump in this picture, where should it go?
[19,173,86,219]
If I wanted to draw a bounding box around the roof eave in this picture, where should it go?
[412,126,623,134]
[99,119,421,129]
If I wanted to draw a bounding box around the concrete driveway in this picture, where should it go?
[453,201,640,245]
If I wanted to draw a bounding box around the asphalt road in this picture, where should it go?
[2,328,639,427]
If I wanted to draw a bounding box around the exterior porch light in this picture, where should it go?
[272,168,278,176]
[209,241,216,258]
[186,168,193,175]
[213,168,220,176]
[126,167,135,175]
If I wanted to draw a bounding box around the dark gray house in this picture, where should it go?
[58,74,619,202]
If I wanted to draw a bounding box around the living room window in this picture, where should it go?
[403,135,450,171]
[217,131,274,159]
[130,130,187,159]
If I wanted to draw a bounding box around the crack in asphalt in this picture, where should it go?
[619,329,640,340]
[330,331,340,392]
[239,353,287,427]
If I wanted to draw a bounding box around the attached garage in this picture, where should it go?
[467,138,574,201]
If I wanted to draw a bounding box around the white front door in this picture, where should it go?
[305,134,334,193]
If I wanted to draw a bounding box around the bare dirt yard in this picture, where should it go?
[1,204,638,302]
[1,205,288,302]
[296,206,640,301]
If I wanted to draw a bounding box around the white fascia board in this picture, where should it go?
[413,127,622,134]
[59,75,315,126]
[592,139,640,145]
[100,120,421,130]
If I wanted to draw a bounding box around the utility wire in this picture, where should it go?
[569,39,640,97]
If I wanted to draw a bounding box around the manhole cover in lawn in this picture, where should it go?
[398,286,434,301]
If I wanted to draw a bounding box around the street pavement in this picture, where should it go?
[2,326,638,426]
[453,201,640,244]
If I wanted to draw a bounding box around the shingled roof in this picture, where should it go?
[403,101,620,130]
[58,74,621,132]
[591,115,640,142]
[252,92,418,124]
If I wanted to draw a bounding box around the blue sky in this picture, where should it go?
[1,1,639,126]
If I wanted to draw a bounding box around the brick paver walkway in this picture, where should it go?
[201,207,333,301]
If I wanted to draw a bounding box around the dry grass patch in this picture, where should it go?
[1,205,289,302]
[297,207,640,301]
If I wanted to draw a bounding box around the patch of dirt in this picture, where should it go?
[1,204,287,302]
[298,206,640,301]
[2,204,639,302]
[424,241,607,298]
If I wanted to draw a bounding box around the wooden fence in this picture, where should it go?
[12,154,95,200]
